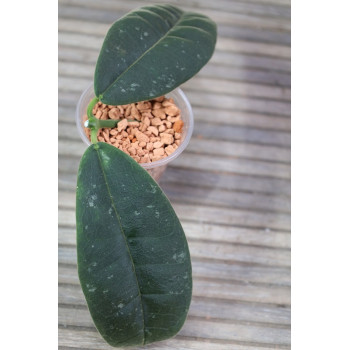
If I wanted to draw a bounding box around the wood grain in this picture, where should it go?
[58,0,291,348]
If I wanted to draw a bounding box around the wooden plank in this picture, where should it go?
[187,90,290,117]
[59,233,290,269]
[57,30,290,60]
[58,327,288,350]
[58,22,290,60]
[58,78,291,116]
[198,64,291,87]
[58,185,291,229]
[210,50,290,72]
[58,61,291,100]
[58,158,290,214]
[59,203,290,231]
[58,18,291,46]
[58,141,290,182]
[184,76,290,101]
[171,153,290,179]
[58,0,291,31]
[58,157,291,196]
[218,24,290,45]
[59,136,290,166]
[192,123,290,147]
[59,254,290,286]
[58,220,290,265]
[58,49,291,87]
[59,209,290,248]
[187,138,290,162]
[188,106,291,131]
[157,182,290,213]
[58,44,291,73]
[58,283,290,325]
[58,307,290,345]
[58,278,290,305]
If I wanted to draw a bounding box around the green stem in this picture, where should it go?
[85,96,137,144]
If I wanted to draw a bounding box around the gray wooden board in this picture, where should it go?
[58,0,290,31]
[58,0,291,348]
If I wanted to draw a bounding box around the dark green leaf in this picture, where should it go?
[76,142,192,347]
[94,4,217,105]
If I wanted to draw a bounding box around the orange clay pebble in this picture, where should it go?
[86,94,184,164]
[151,117,162,126]
[117,119,128,132]
[153,141,163,149]
[147,126,159,136]
[108,108,121,119]
[160,133,173,145]
[152,109,166,119]
[135,130,149,143]
[165,145,175,155]
[153,148,165,157]
[173,120,184,132]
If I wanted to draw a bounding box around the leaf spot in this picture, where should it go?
[134,210,141,216]
[118,303,124,309]
[107,274,114,279]
[143,31,149,36]
[88,194,97,207]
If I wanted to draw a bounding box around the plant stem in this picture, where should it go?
[85,96,137,144]
[86,96,120,144]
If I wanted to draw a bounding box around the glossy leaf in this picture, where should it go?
[94,4,217,105]
[76,142,192,347]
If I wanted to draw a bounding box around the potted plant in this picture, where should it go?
[75,4,216,347]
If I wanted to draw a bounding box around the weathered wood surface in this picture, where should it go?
[58,0,290,349]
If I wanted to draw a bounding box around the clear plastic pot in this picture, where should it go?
[75,82,194,182]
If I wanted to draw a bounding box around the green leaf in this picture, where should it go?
[76,142,192,347]
[94,4,217,105]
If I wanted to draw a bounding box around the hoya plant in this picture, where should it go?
[76,4,217,347]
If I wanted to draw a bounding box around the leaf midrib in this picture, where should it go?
[99,10,185,100]
[95,146,146,345]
